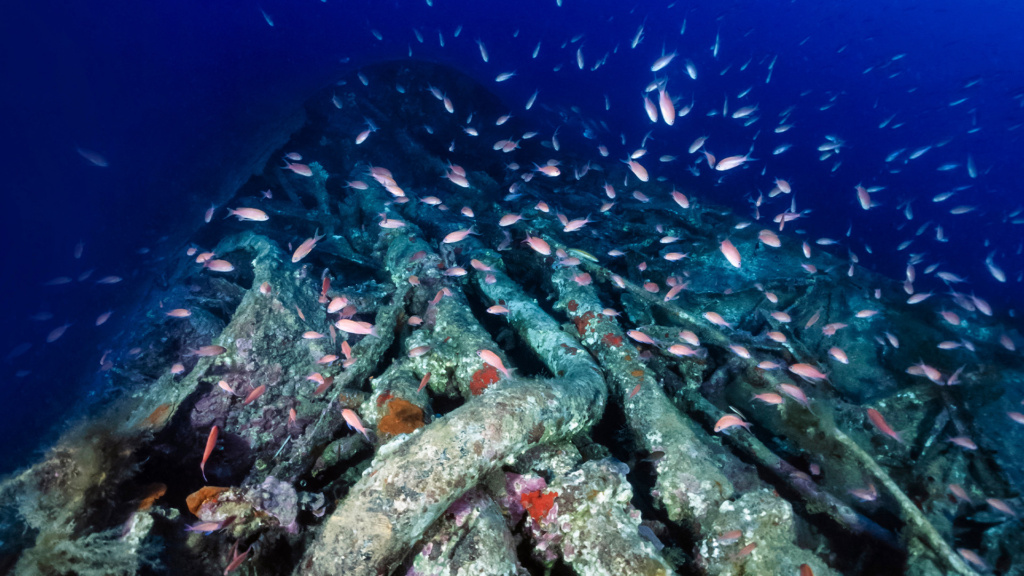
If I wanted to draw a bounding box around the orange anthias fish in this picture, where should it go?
[200,425,218,481]
[478,349,510,378]
[226,207,269,221]
[194,345,227,357]
[627,330,656,345]
[720,239,741,268]
[224,540,252,574]
[341,408,371,440]
[204,259,235,273]
[714,414,752,433]
[867,408,903,443]
[442,226,476,244]
[292,229,326,263]
[523,235,551,255]
[335,319,377,336]
[242,385,266,406]
[753,392,783,405]
[788,363,827,381]
[703,311,733,329]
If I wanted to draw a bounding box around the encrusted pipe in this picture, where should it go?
[299,222,607,576]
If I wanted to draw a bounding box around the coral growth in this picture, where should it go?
[470,364,500,395]
[378,398,425,435]
[520,489,558,523]
[186,486,230,516]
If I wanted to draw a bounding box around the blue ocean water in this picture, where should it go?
[1,0,1022,476]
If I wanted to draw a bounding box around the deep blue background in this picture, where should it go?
[1,0,1022,472]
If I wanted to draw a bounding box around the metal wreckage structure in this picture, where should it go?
[1,61,1022,576]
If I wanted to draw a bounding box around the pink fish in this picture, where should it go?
[200,425,218,481]
[341,408,371,440]
[193,345,226,357]
[627,330,656,345]
[671,190,689,209]
[185,519,232,534]
[714,414,752,433]
[856,185,871,210]
[948,436,977,450]
[444,267,468,277]
[470,259,493,271]
[625,159,649,182]
[477,349,510,378]
[223,540,251,575]
[442,226,476,244]
[821,322,847,336]
[226,207,269,221]
[292,229,326,263]
[335,319,377,336]
[283,161,312,176]
[523,235,551,255]
[563,216,592,232]
[46,323,71,343]
[715,154,752,171]
[703,311,733,329]
[867,408,902,443]
[720,239,741,268]
[204,259,235,272]
[788,363,827,381]
[534,163,561,177]
[408,345,431,358]
[753,393,783,405]
[957,549,987,571]
[659,88,676,125]
[986,498,1016,517]
[779,383,810,407]
[667,344,698,357]
[828,347,849,364]
[948,484,971,504]
[498,214,524,227]
[849,483,878,502]
[759,229,782,247]
[729,344,751,359]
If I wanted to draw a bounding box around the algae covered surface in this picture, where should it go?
[1,61,1022,576]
